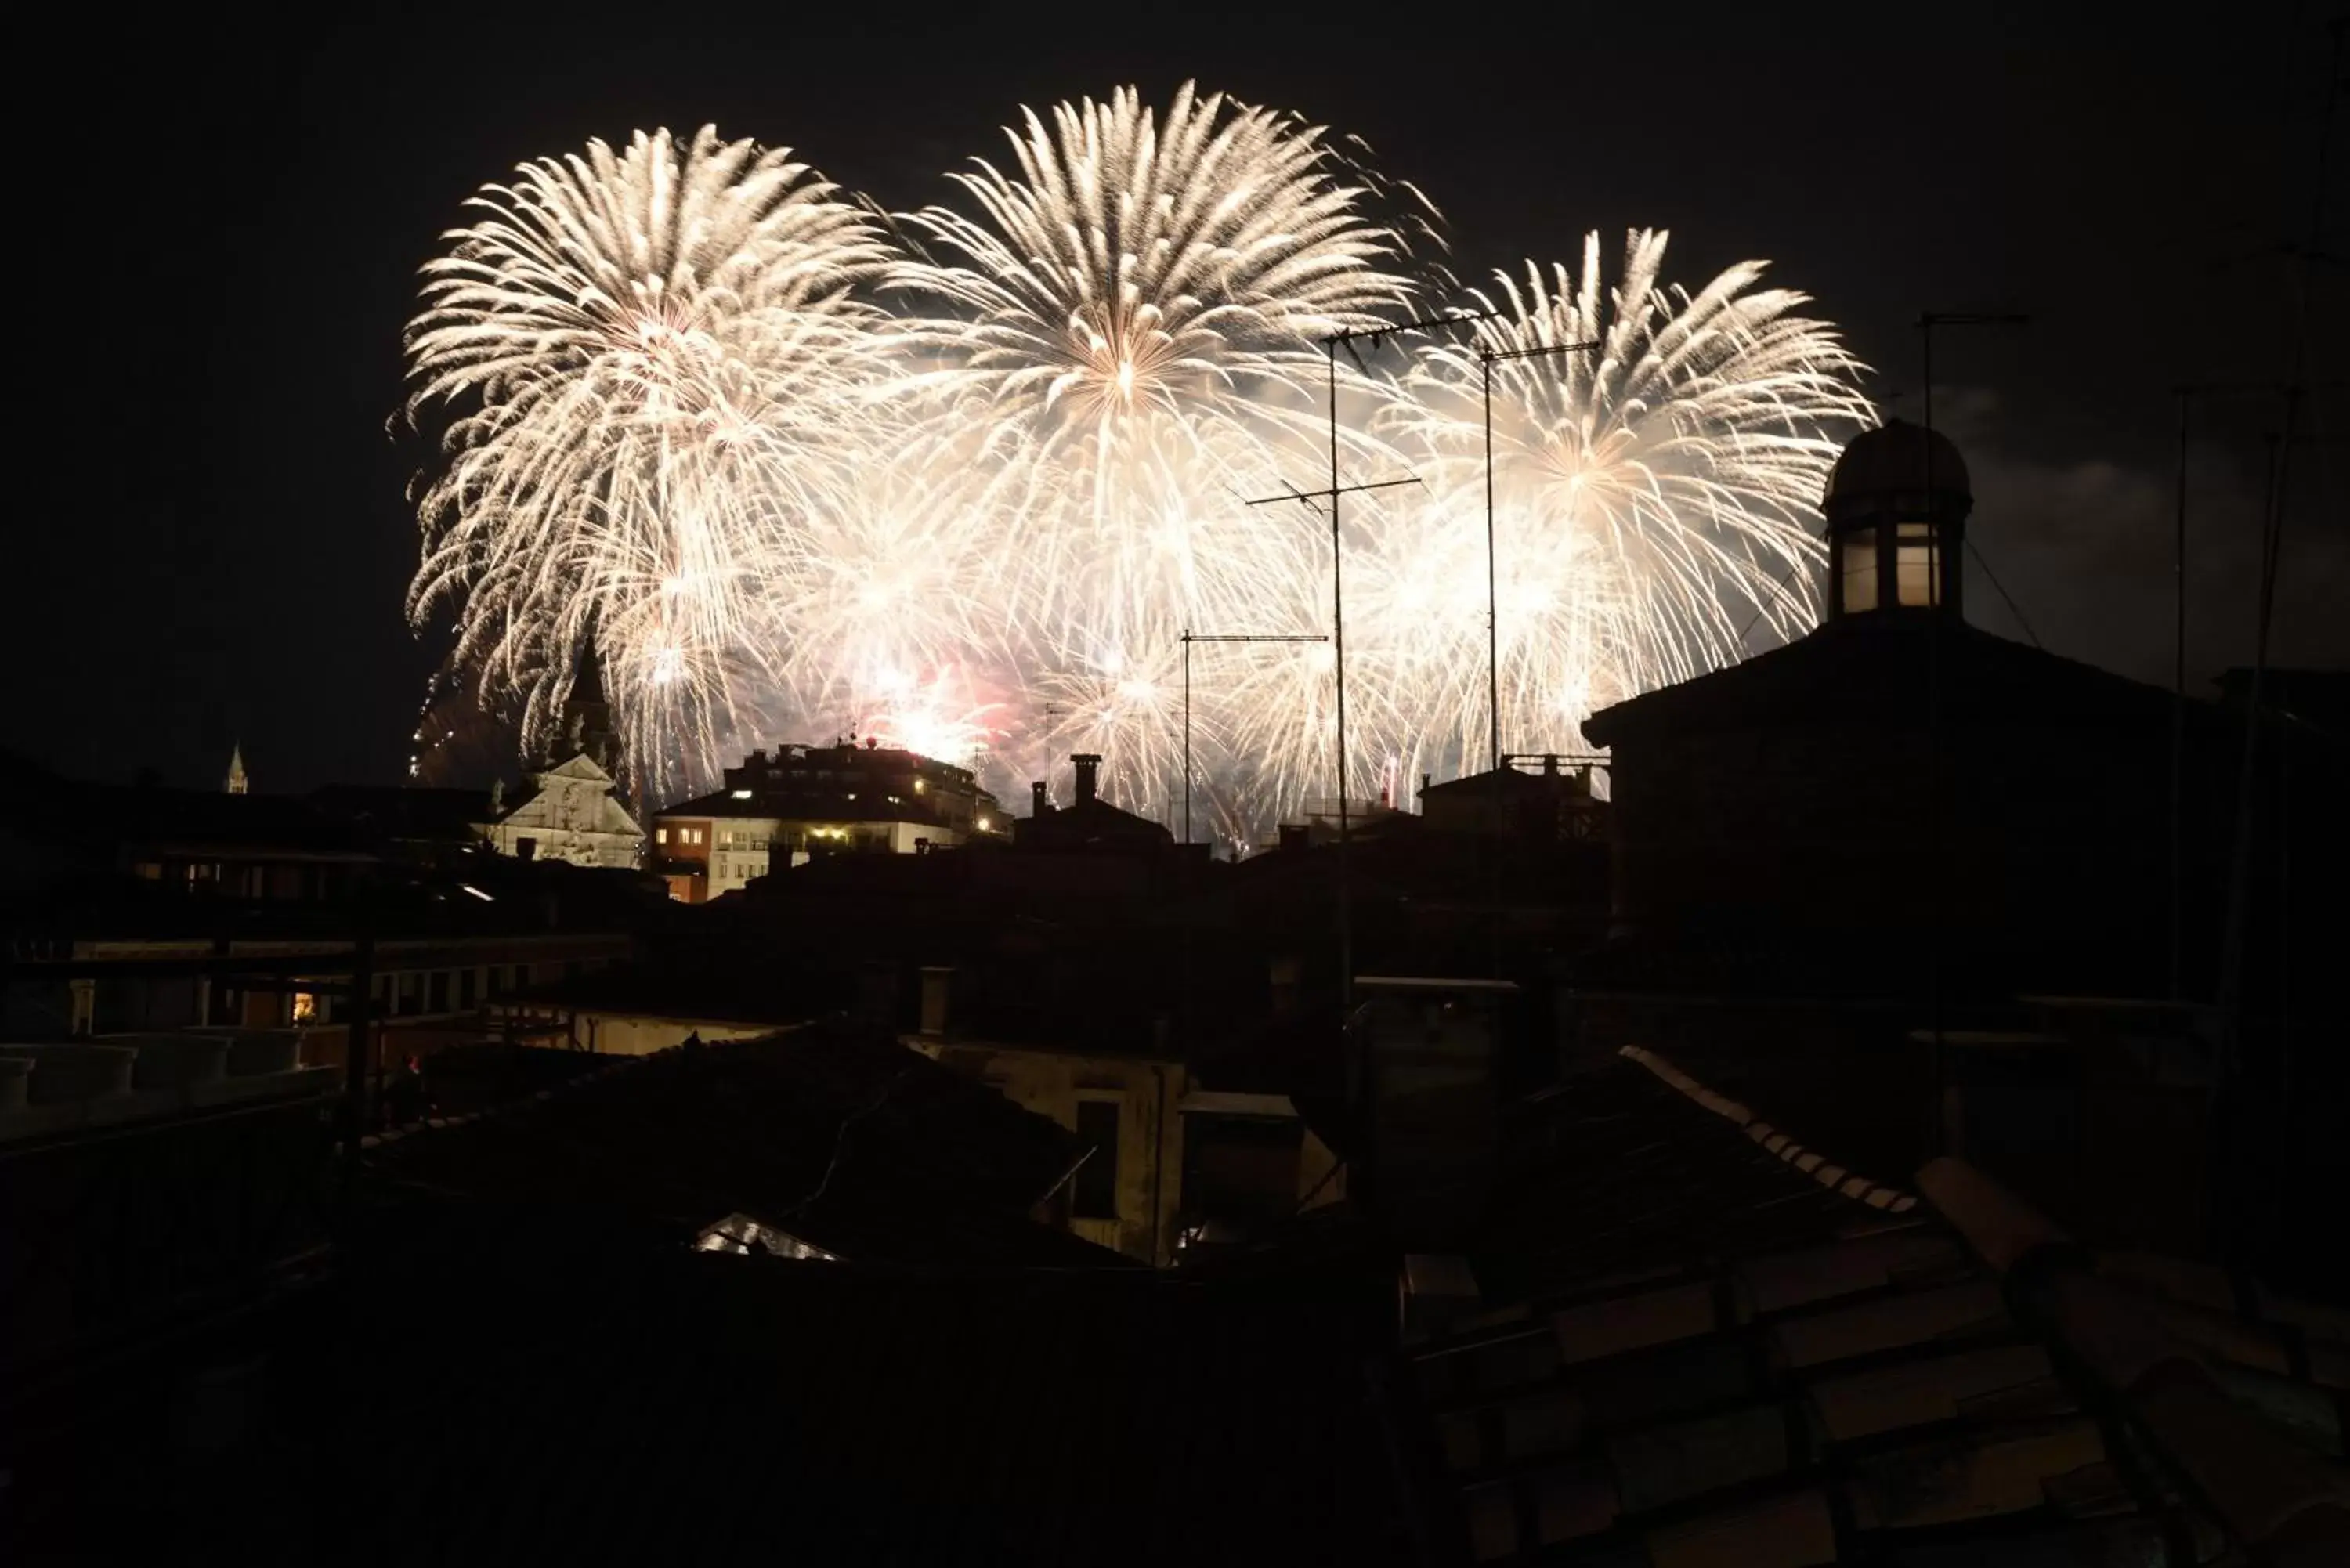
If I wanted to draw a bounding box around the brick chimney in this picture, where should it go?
[1030,781,1051,816]
[1071,753,1102,807]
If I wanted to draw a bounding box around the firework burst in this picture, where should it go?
[403,125,893,797]
[403,96,1871,840]
[1380,229,1873,775]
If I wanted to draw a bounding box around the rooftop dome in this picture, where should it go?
[1824,419,1971,508]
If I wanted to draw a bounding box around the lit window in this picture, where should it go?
[1894,522,1939,607]
[1840,530,1879,613]
[913,779,926,794]
[291,991,318,1024]
[656,828,668,844]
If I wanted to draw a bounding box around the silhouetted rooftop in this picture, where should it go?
[364,1024,1115,1269]
[1824,416,1971,505]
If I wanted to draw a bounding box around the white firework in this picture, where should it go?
[404,101,1872,841]
[886,82,1422,819]
[403,125,893,797]
[1383,229,1872,775]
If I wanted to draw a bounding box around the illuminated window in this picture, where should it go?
[656,827,668,845]
[1840,530,1879,613]
[291,991,318,1024]
[1894,522,1939,606]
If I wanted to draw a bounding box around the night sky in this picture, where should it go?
[24,3,2345,793]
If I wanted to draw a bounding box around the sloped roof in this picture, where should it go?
[656,786,960,829]
[307,784,493,844]
[61,783,374,860]
[364,1026,1115,1269]
[250,1218,1408,1567]
[1582,616,2189,747]
[1383,1048,2350,1565]
[1419,765,1597,800]
[1017,796,1173,850]
[534,753,616,785]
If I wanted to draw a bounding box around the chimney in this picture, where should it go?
[1031,781,1052,816]
[1071,753,1102,807]
[1542,753,1560,777]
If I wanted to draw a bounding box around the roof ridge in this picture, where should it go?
[1616,1044,1919,1214]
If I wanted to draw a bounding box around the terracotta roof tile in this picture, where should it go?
[1770,1279,2011,1370]
[1845,1415,2108,1531]
[1386,1053,2347,1568]
[1807,1343,2057,1443]
[1643,1487,1838,1568]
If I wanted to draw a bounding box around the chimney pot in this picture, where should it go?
[1031,781,1051,815]
[1071,753,1102,807]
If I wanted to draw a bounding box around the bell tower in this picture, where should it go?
[559,637,616,775]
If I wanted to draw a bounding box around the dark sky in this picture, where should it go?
[24,2,2345,792]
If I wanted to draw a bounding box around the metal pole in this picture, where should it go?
[1909,310,2026,1152]
[342,934,374,1194]
[2171,393,2189,1000]
[1477,338,1599,773]
[1484,355,1500,773]
[1921,316,1945,1154]
[1329,340,1352,1010]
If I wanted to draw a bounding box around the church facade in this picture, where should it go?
[477,645,642,870]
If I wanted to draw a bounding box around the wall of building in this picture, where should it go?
[656,813,971,902]
[53,936,631,1082]
[1604,715,2195,994]
[545,1011,773,1057]
[913,1037,1184,1265]
[483,758,642,872]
